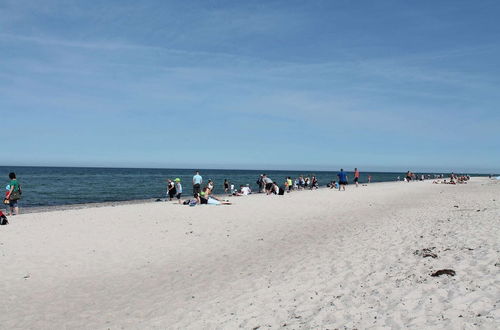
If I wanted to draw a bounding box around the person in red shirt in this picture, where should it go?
[354,168,360,187]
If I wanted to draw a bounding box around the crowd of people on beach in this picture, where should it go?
[165,171,231,206]
[164,168,372,206]
[432,173,471,185]
[1,168,480,218]
[401,171,471,185]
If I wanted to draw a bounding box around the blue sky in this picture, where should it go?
[1,0,499,173]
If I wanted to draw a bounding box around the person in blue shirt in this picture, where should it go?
[337,169,348,191]
[192,171,203,196]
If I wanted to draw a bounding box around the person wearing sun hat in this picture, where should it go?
[174,178,182,204]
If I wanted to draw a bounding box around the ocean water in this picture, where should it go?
[0,166,487,208]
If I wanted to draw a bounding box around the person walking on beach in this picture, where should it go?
[337,169,348,191]
[193,171,202,196]
[354,168,360,187]
[174,178,182,204]
[6,172,21,215]
[167,179,176,201]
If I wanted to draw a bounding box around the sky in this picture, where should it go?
[1,0,499,173]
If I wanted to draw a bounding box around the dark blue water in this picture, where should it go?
[0,166,490,208]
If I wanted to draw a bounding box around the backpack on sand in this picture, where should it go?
[0,211,8,225]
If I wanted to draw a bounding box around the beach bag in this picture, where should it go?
[10,185,22,201]
[9,190,21,200]
[0,212,8,225]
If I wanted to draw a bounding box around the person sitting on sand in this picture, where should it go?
[241,184,251,195]
[207,179,214,193]
[233,185,251,196]
[271,182,285,195]
[201,187,231,205]
[328,180,339,189]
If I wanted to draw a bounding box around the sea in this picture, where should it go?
[0,166,489,209]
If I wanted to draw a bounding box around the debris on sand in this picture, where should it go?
[431,269,456,277]
[414,248,438,258]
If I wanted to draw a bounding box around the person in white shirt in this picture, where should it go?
[233,185,252,196]
[241,185,252,195]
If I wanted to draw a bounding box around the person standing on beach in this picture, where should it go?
[368,175,372,183]
[311,176,319,189]
[354,168,360,187]
[337,169,348,191]
[262,174,273,195]
[167,179,176,201]
[256,174,265,193]
[174,178,182,204]
[6,172,21,215]
[405,171,412,183]
[193,171,202,196]
[223,179,229,193]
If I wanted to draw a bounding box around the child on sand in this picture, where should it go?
[174,178,182,204]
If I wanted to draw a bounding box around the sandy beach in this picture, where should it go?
[1,178,498,329]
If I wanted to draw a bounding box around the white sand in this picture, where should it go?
[1,178,499,329]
